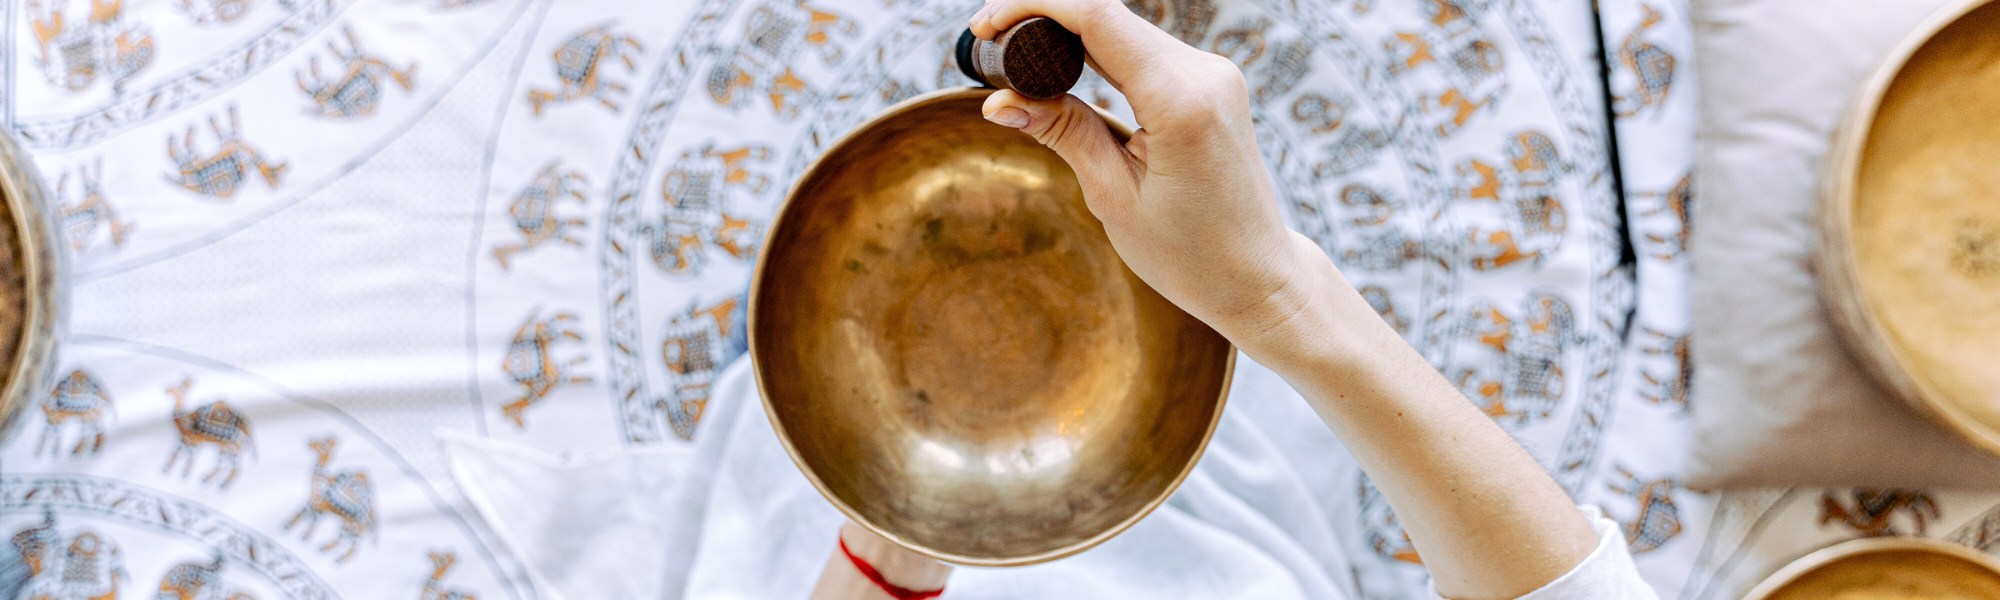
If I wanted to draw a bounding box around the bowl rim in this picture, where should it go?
[1816,0,2000,457]
[746,87,1237,567]
[1737,536,2000,600]
[0,129,66,444]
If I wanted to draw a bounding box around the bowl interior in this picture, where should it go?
[1852,0,2000,437]
[1744,539,2000,600]
[752,90,1232,565]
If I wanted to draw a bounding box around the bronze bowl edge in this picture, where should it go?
[746,87,1236,567]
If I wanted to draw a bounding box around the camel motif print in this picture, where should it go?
[1451,292,1577,423]
[1613,4,1676,117]
[38,370,114,458]
[175,0,256,25]
[706,1,857,119]
[286,437,378,563]
[527,25,642,115]
[10,511,130,600]
[1638,326,1689,412]
[500,310,592,427]
[166,106,288,199]
[1820,489,1940,537]
[645,145,768,276]
[297,26,418,119]
[1638,172,1690,261]
[27,0,154,93]
[1458,131,1567,271]
[1607,465,1682,554]
[419,552,477,600]
[55,159,134,253]
[493,163,588,270]
[157,553,256,600]
[1386,0,1507,138]
[656,296,748,438]
[163,378,257,489]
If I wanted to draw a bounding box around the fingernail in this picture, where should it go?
[984,106,1029,128]
[971,4,989,24]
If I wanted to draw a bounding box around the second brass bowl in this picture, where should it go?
[751,88,1234,566]
[1740,537,2000,600]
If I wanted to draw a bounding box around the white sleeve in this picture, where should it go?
[1425,505,1660,600]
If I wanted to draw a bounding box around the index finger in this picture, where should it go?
[970,0,1196,96]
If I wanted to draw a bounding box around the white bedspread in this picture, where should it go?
[4,0,1998,599]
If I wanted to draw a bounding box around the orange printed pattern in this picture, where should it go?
[1613,4,1676,117]
[528,25,642,115]
[493,163,588,270]
[166,106,288,199]
[1607,465,1682,554]
[38,370,114,459]
[298,27,418,119]
[28,0,154,93]
[285,437,377,563]
[14,510,130,600]
[500,310,592,427]
[55,160,134,252]
[163,378,256,489]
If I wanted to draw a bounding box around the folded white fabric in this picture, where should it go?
[453,355,1661,600]
[443,431,692,600]
[1688,0,2000,488]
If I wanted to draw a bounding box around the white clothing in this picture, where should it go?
[452,354,1660,600]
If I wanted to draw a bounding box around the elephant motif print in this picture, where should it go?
[644,145,768,276]
[27,0,154,93]
[705,1,857,118]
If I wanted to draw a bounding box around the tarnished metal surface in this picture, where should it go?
[750,88,1233,566]
[0,129,70,445]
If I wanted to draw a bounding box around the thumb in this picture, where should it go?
[981,90,1139,206]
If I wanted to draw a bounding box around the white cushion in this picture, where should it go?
[1689,0,2000,488]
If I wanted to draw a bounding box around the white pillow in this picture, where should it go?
[1689,0,2000,488]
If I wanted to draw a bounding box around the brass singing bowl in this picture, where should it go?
[1818,0,2000,455]
[1740,537,2000,600]
[751,88,1234,566]
[0,129,68,445]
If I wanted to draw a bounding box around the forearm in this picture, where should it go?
[809,522,952,600]
[1234,233,1599,600]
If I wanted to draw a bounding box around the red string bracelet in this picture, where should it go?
[838,533,946,600]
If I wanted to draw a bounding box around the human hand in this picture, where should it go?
[970,0,1324,351]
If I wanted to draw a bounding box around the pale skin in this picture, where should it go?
[810,0,1601,598]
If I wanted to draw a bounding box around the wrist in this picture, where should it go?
[839,522,952,591]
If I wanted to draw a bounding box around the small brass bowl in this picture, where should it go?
[1740,537,2000,600]
[1818,0,2000,455]
[750,88,1234,566]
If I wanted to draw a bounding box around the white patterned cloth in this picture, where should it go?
[2,1,1998,600]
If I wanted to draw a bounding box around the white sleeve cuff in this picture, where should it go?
[1426,505,1660,600]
